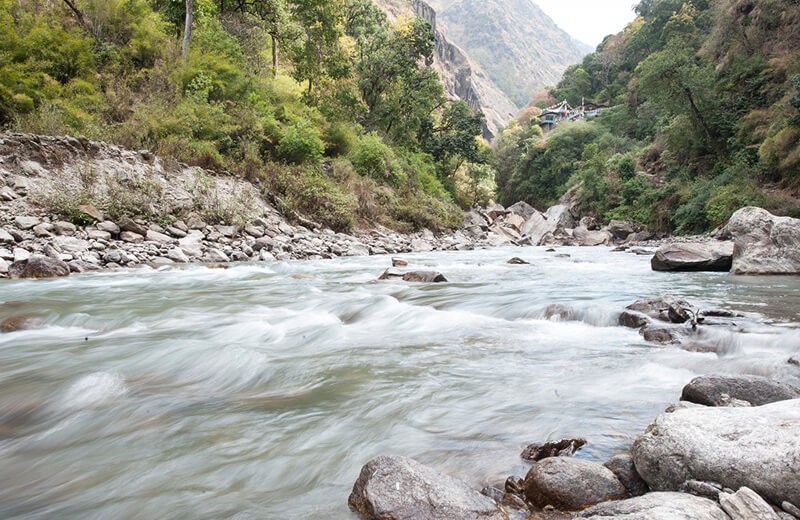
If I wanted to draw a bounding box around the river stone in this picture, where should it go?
[681,374,800,407]
[348,455,505,520]
[14,216,40,230]
[722,206,800,274]
[603,454,649,497]
[8,255,70,279]
[33,223,53,237]
[719,487,780,520]
[521,438,586,461]
[630,399,800,506]
[53,221,77,236]
[13,247,31,262]
[520,211,554,245]
[120,231,144,243]
[578,491,730,520]
[402,271,447,283]
[146,229,173,244]
[179,231,204,258]
[96,221,121,235]
[651,241,733,272]
[0,314,42,333]
[0,228,14,243]
[0,257,8,274]
[204,248,230,263]
[523,457,627,510]
[507,257,529,265]
[118,216,148,236]
[167,247,189,263]
[573,226,613,246]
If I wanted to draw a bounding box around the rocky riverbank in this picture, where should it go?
[0,133,658,279]
[349,336,800,519]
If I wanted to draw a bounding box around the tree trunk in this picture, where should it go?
[684,87,714,147]
[181,0,193,61]
[271,34,278,78]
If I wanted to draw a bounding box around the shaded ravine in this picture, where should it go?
[1,246,799,519]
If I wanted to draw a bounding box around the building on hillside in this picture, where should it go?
[539,99,607,131]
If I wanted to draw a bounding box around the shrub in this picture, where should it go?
[349,132,406,185]
[276,121,325,164]
[705,183,766,228]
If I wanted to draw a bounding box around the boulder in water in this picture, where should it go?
[630,399,800,506]
[681,375,800,407]
[651,241,733,272]
[523,457,627,510]
[348,455,506,520]
[603,454,649,497]
[521,437,586,461]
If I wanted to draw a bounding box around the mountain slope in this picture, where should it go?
[428,0,591,107]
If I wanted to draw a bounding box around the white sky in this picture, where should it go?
[533,0,639,48]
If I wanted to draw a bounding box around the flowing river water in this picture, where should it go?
[1,246,800,519]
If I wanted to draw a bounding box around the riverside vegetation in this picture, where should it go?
[0,0,495,235]
[495,0,800,235]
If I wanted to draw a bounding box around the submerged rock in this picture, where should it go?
[0,314,42,333]
[348,455,506,520]
[523,457,627,510]
[631,399,800,506]
[651,241,733,272]
[521,438,586,461]
[578,491,729,520]
[681,374,800,407]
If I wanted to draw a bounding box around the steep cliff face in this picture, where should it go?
[428,0,591,107]
[375,0,518,139]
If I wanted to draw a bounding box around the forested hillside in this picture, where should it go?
[0,0,494,232]
[496,0,800,234]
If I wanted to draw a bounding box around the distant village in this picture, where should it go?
[539,99,607,131]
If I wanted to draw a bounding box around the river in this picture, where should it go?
[1,246,799,519]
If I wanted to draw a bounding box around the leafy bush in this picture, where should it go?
[349,132,406,185]
[276,121,325,164]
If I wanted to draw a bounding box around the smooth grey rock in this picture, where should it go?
[87,229,112,241]
[149,257,175,268]
[523,457,627,510]
[631,398,800,506]
[8,255,70,279]
[13,248,31,262]
[681,374,800,407]
[0,228,16,243]
[347,242,372,256]
[120,231,144,243]
[651,242,733,272]
[604,454,649,497]
[783,501,800,518]
[32,223,53,237]
[723,207,800,274]
[164,247,187,263]
[545,204,575,230]
[96,221,120,235]
[216,225,238,238]
[166,226,187,238]
[348,455,505,520]
[0,185,18,201]
[0,257,7,274]
[145,229,173,244]
[409,238,433,252]
[204,248,230,263]
[578,491,730,520]
[574,226,613,246]
[719,487,780,520]
[520,211,553,245]
[179,231,204,258]
[680,480,724,501]
[53,236,90,253]
[14,216,40,230]
[53,221,77,236]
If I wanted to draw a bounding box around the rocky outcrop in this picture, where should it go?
[348,455,507,520]
[520,438,585,462]
[618,296,698,345]
[722,206,800,274]
[630,399,800,506]
[651,241,734,272]
[681,374,800,407]
[523,457,627,510]
[578,491,730,520]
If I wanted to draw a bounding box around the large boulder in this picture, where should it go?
[578,491,730,520]
[630,399,800,506]
[681,374,800,407]
[651,241,733,272]
[574,226,613,246]
[520,211,553,245]
[607,220,639,241]
[523,457,627,510]
[722,206,800,274]
[348,455,506,520]
[506,201,537,220]
[8,255,70,279]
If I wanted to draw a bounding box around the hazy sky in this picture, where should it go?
[534,0,638,48]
